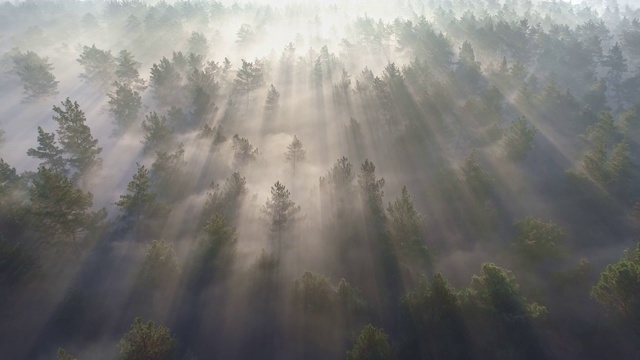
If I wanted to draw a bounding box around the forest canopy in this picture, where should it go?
[1,0,640,359]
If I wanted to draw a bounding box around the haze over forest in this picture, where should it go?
[2,0,640,359]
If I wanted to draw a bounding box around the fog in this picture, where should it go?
[1,0,640,359]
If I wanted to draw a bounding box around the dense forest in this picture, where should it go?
[1,0,640,359]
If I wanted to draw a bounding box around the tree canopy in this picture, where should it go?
[262,181,301,241]
[77,44,116,87]
[347,324,394,360]
[2,1,640,358]
[592,243,640,334]
[118,317,177,360]
[11,50,58,101]
[52,98,103,181]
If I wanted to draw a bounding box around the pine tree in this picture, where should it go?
[234,59,264,97]
[321,156,355,190]
[285,135,306,172]
[188,31,209,57]
[461,150,491,199]
[107,82,142,132]
[26,126,65,173]
[401,273,468,359]
[150,144,186,199]
[137,239,178,288]
[604,42,627,105]
[582,142,609,184]
[77,44,116,87]
[604,42,627,83]
[279,42,296,74]
[187,67,218,98]
[171,51,188,74]
[0,158,26,225]
[387,186,429,265]
[358,159,385,216]
[586,111,618,146]
[459,40,476,66]
[619,110,638,133]
[52,98,103,181]
[115,50,146,89]
[56,348,76,360]
[232,134,258,166]
[293,271,336,314]
[149,57,182,103]
[0,158,21,201]
[197,214,237,276]
[609,139,634,182]
[141,112,175,154]
[347,324,394,360]
[118,317,177,360]
[320,157,357,221]
[115,163,166,227]
[460,263,547,358]
[191,83,216,124]
[582,80,608,114]
[592,243,640,335]
[29,166,102,253]
[236,24,255,46]
[499,56,509,74]
[264,84,280,116]
[513,217,566,266]
[188,53,204,71]
[503,117,538,161]
[201,172,247,226]
[11,50,58,101]
[262,181,301,246]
